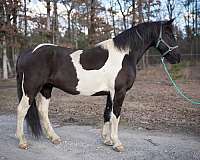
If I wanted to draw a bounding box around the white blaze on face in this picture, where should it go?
[70,39,129,95]
[32,43,58,53]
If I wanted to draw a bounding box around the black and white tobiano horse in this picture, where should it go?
[16,19,180,152]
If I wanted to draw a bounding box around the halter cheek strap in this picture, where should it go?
[156,25,178,57]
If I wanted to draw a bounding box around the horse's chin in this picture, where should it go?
[165,54,181,64]
[167,59,179,64]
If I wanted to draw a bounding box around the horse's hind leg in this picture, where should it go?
[102,94,113,146]
[16,94,30,149]
[16,73,42,149]
[37,84,61,144]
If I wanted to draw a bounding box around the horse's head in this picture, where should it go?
[155,19,181,64]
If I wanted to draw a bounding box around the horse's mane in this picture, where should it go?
[113,21,161,51]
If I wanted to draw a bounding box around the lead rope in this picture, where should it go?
[161,57,200,106]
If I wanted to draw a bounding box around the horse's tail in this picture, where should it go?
[16,54,23,102]
[16,57,42,137]
[16,72,23,102]
[25,99,42,137]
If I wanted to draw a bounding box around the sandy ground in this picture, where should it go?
[0,115,200,160]
[0,66,200,159]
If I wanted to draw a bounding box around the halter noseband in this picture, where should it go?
[156,25,178,57]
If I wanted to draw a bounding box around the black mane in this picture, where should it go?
[113,21,161,51]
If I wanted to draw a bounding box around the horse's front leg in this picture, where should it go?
[102,94,113,146]
[110,89,126,152]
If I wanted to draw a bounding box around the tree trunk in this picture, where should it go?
[166,0,175,20]
[24,0,27,36]
[53,0,58,44]
[137,0,145,69]
[3,37,8,80]
[195,0,197,35]
[187,0,190,38]
[145,0,151,68]
[111,7,116,36]
[138,0,143,23]
[12,0,18,72]
[132,0,136,26]
[46,0,51,31]
[117,0,126,30]
[2,4,8,79]
[122,15,126,30]
[88,0,96,47]
[67,11,72,41]
[147,0,150,22]
[72,15,78,49]
[192,0,195,36]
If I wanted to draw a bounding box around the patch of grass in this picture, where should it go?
[170,61,190,80]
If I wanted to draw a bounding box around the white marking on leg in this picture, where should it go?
[102,91,115,145]
[37,94,60,141]
[32,43,58,53]
[70,39,128,96]
[102,122,113,145]
[16,96,30,144]
[22,73,25,95]
[110,112,121,148]
[16,73,30,146]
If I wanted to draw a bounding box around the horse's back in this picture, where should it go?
[16,46,73,71]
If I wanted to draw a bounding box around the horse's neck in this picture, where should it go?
[129,35,153,65]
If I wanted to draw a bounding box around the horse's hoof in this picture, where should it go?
[19,143,29,150]
[104,140,113,146]
[52,138,61,145]
[113,144,124,152]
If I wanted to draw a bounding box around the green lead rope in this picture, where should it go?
[161,57,200,106]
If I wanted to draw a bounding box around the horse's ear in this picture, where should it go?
[164,18,175,25]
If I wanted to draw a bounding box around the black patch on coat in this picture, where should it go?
[40,83,53,99]
[114,54,136,92]
[91,91,109,96]
[104,94,112,122]
[80,46,109,70]
[16,46,80,97]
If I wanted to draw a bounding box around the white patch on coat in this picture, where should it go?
[110,112,121,147]
[70,39,129,95]
[21,73,25,95]
[16,73,30,144]
[37,94,60,140]
[32,43,57,53]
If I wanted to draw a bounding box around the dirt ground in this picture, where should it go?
[0,65,199,135]
[0,115,200,160]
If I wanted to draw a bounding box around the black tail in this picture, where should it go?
[16,71,42,138]
[25,99,42,137]
[16,73,23,102]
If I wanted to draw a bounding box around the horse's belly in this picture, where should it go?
[76,71,114,96]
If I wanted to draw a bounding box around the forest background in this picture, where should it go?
[0,0,199,79]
